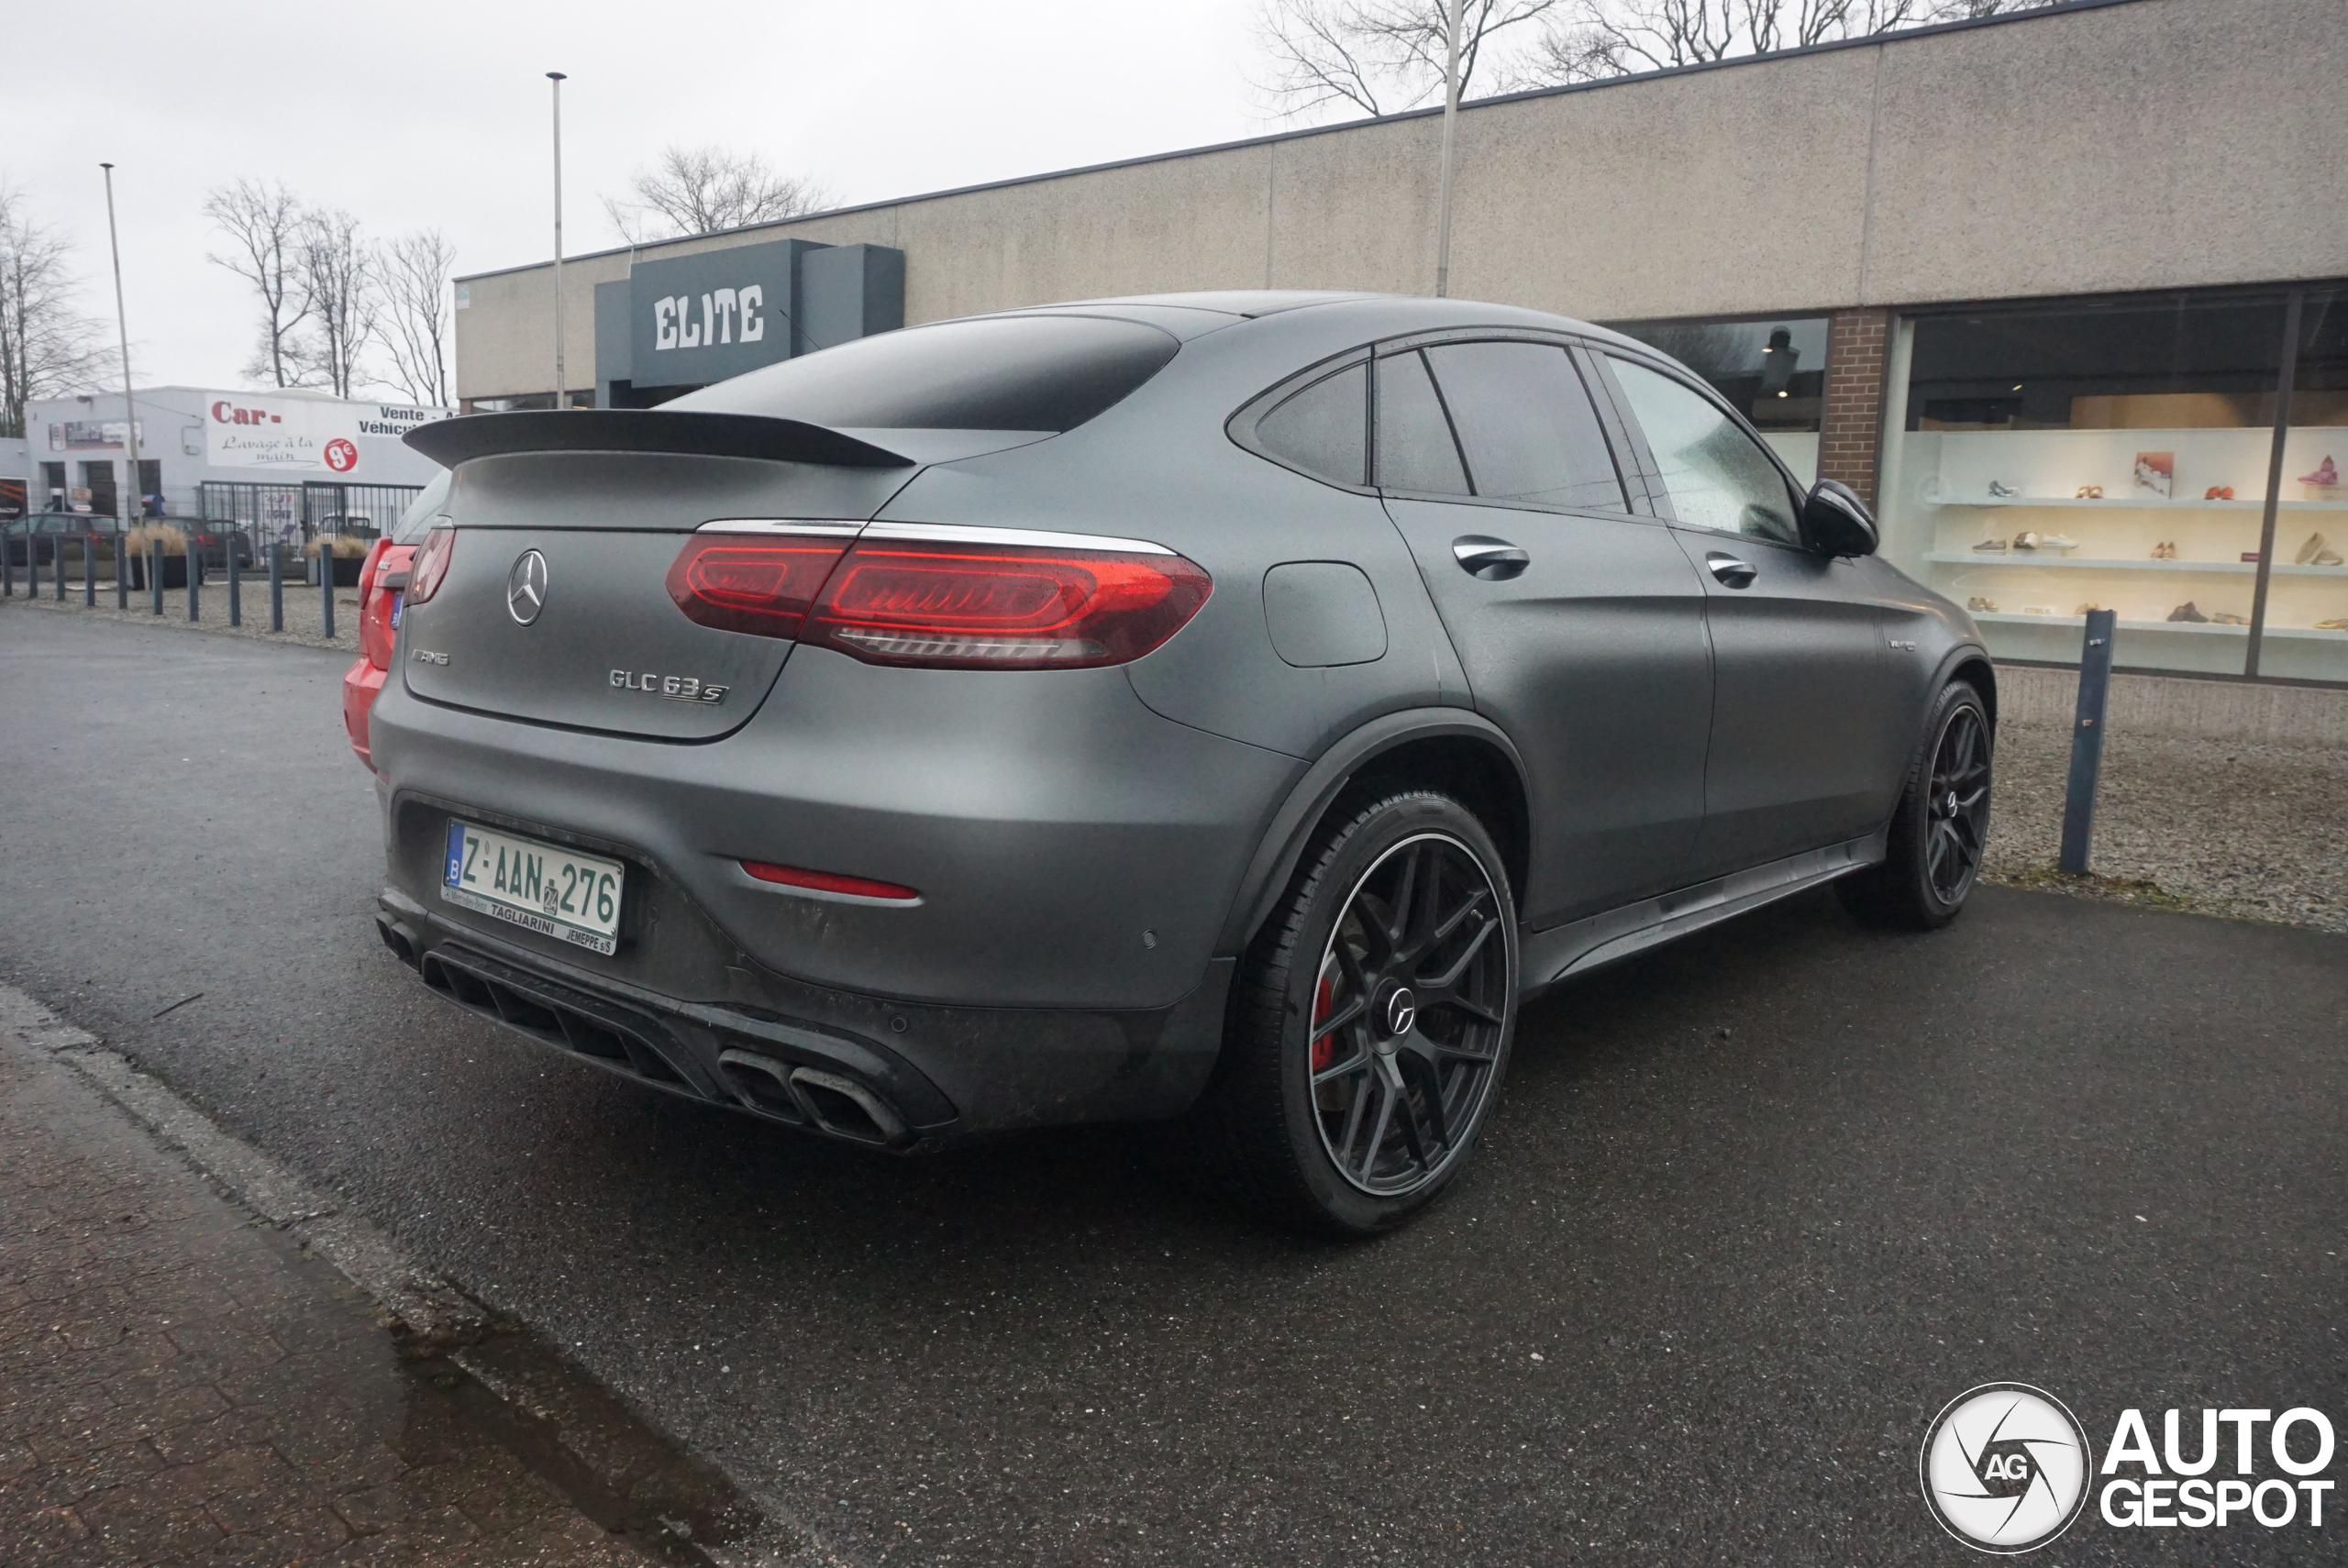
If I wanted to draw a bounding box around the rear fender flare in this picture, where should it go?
[1215,708,1530,956]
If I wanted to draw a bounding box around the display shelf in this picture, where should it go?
[1968,612,2348,640]
[1928,495,2347,511]
[1924,554,2348,576]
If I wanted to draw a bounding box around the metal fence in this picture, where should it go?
[197,480,423,554]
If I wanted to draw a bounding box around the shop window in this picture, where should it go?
[1877,292,2303,680]
[2255,287,2348,682]
[1606,315,1827,482]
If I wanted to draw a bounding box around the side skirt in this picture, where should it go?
[1518,829,1887,998]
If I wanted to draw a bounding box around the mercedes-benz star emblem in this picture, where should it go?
[506,550,548,625]
[1383,987,1417,1037]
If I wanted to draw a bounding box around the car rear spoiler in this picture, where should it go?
[403,410,914,469]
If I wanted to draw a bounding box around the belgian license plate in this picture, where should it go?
[441,821,624,955]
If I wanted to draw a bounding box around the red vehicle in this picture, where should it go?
[343,477,448,769]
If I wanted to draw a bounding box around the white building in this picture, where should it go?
[27,386,450,529]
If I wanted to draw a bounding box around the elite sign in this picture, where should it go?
[625,237,816,391]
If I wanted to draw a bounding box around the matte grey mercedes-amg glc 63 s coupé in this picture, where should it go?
[373,292,1994,1232]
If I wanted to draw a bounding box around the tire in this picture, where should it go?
[1838,680,1993,931]
[1188,790,1519,1235]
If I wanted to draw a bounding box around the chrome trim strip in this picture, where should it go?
[694,518,866,536]
[861,521,1175,556]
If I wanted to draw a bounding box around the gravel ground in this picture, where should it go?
[1983,717,2348,934]
[5,580,360,652]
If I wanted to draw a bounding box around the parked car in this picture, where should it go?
[368,293,1993,1233]
[342,476,449,770]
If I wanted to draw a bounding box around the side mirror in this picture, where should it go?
[1802,479,1878,558]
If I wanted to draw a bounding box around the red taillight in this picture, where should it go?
[407,524,456,604]
[739,859,919,900]
[356,537,391,601]
[357,539,396,671]
[664,527,1213,669]
[666,534,852,638]
[807,539,1211,669]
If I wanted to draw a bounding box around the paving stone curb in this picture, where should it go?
[0,987,484,1348]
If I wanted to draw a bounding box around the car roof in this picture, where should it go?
[1000,290,1653,357]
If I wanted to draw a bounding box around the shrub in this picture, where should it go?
[122,523,187,557]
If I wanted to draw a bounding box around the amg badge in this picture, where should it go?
[612,669,728,705]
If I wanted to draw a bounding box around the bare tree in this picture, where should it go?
[205,180,316,388]
[1534,0,2034,82]
[299,207,376,399]
[378,228,454,407]
[0,185,107,439]
[602,146,828,243]
[1256,0,1561,120]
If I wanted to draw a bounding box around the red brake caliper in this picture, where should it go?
[1310,973,1336,1073]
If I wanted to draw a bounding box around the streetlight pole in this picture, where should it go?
[99,163,141,527]
[1433,0,1464,299]
[547,72,568,408]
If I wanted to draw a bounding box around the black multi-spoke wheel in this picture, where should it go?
[1188,790,1519,1233]
[1925,703,1990,903]
[1307,834,1509,1196]
[1839,680,1994,930]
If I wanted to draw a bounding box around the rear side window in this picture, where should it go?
[1422,341,1626,512]
[671,314,1180,432]
[1255,361,1368,486]
[1374,350,1470,495]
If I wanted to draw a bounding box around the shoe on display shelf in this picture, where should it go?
[2074,602,2104,615]
[2167,602,2210,624]
[2075,485,2103,499]
[2204,485,2236,500]
[2314,617,2348,631]
[2316,546,2345,567]
[2151,541,2176,559]
[1988,480,2020,499]
[2210,612,2249,625]
[2299,456,2339,487]
[1971,537,2010,553]
[1966,596,1999,613]
[2041,533,2078,551]
[2013,531,2042,550]
[2296,532,2327,565]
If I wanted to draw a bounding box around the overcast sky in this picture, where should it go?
[12,0,1264,396]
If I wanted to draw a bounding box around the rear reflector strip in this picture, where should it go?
[739,859,920,901]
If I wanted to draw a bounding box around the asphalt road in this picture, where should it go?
[4,603,2343,1565]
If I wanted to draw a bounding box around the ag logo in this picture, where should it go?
[1921,1384,2094,1553]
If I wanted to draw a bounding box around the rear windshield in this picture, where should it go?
[391,471,451,544]
[671,314,1180,433]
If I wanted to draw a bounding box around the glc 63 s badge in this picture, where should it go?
[612,669,728,704]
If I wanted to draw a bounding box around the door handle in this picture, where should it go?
[1452,536,1529,581]
[1705,551,1757,589]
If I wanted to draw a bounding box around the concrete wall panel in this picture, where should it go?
[1862,0,2348,304]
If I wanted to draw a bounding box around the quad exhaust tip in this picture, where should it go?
[717,1049,912,1149]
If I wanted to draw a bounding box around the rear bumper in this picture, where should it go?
[367,646,1299,1010]
[376,885,1236,1143]
[366,645,1300,1135]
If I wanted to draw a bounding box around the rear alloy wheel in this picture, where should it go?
[1192,791,1518,1233]
[1839,680,1993,930]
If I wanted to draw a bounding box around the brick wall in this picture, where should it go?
[1821,308,1890,503]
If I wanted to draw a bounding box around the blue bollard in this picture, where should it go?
[2057,609,2118,874]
